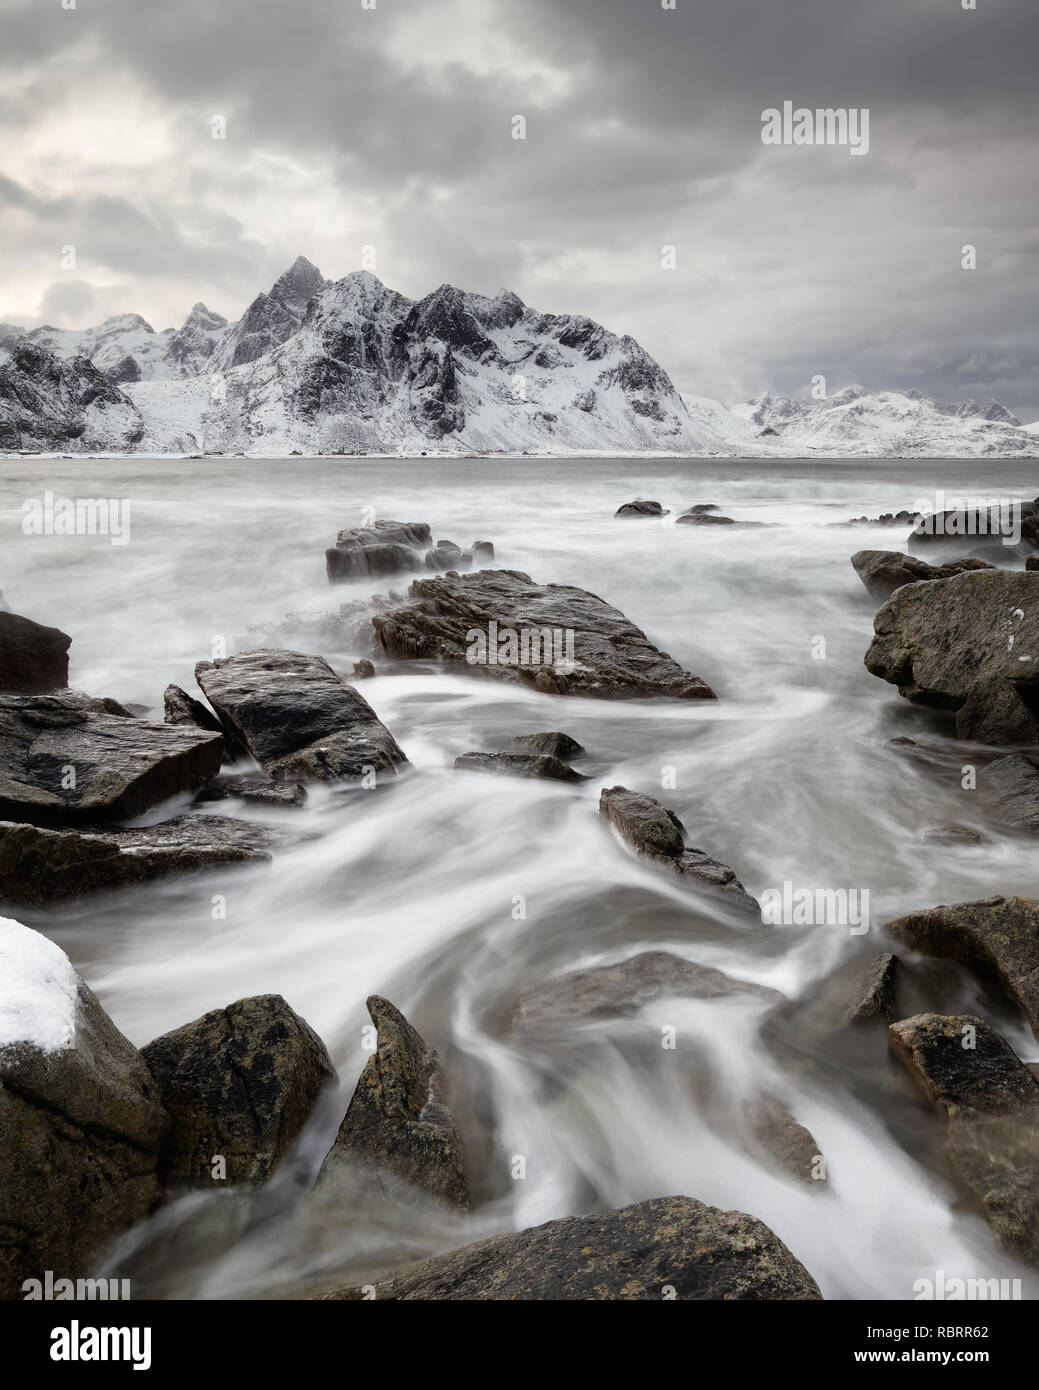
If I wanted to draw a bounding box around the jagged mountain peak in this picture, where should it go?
[271,256,326,310]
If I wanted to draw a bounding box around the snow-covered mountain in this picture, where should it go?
[0,261,1035,456]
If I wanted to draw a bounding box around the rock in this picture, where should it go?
[195,648,408,784]
[0,815,282,908]
[864,570,1039,745]
[845,953,900,1025]
[195,775,308,808]
[922,825,986,845]
[840,510,920,528]
[677,510,738,526]
[615,499,664,518]
[372,569,716,700]
[684,503,720,515]
[142,995,336,1190]
[326,520,433,584]
[885,897,1039,1037]
[1027,556,1039,573]
[454,751,586,782]
[163,682,224,736]
[907,498,1039,557]
[426,539,471,572]
[889,1013,1039,1264]
[750,1099,823,1187]
[982,754,1039,833]
[472,541,495,563]
[0,691,224,825]
[0,611,71,694]
[502,731,584,760]
[599,786,758,914]
[321,1195,822,1300]
[317,996,469,1210]
[0,917,169,1300]
[352,659,376,679]
[850,549,994,603]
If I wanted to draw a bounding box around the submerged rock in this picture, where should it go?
[321,1195,822,1300]
[615,499,664,518]
[0,611,71,694]
[454,751,585,782]
[195,648,408,783]
[142,995,336,1191]
[850,549,994,603]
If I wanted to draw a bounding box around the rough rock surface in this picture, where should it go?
[326,521,432,583]
[850,549,994,603]
[0,611,71,694]
[982,755,1039,833]
[599,786,759,914]
[885,897,1039,1037]
[372,569,716,700]
[0,691,224,824]
[0,919,169,1299]
[195,648,408,783]
[196,774,308,808]
[454,751,585,782]
[846,953,900,1025]
[142,995,336,1189]
[864,571,1039,745]
[502,731,584,760]
[321,1196,822,1300]
[615,499,664,518]
[317,996,469,1210]
[889,1013,1039,1264]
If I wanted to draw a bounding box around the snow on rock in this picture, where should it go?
[0,916,79,1054]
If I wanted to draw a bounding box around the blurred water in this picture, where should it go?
[3,455,1039,1299]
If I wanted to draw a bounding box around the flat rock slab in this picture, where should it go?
[599,786,759,915]
[0,691,224,824]
[0,815,283,907]
[454,751,586,782]
[885,896,1039,1038]
[321,1195,822,1300]
[143,994,336,1190]
[196,648,408,783]
[890,1013,1039,1265]
[372,569,715,700]
[864,571,1039,745]
[850,549,994,603]
[0,611,71,694]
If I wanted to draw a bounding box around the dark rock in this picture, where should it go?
[841,510,919,528]
[0,611,71,694]
[472,541,495,563]
[352,660,376,679]
[195,648,408,784]
[845,953,900,1025]
[454,751,586,782]
[599,786,758,914]
[142,995,336,1190]
[317,996,469,1210]
[163,683,223,736]
[614,499,664,518]
[922,825,986,845]
[677,510,738,526]
[885,897,1039,1037]
[195,775,308,808]
[750,1099,824,1187]
[889,1013,1039,1265]
[982,754,1039,833]
[0,691,224,825]
[321,1195,822,1300]
[907,499,1039,557]
[684,504,720,515]
[326,520,433,584]
[1027,556,1039,573]
[502,730,584,760]
[426,539,471,573]
[372,569,715,700]
[850,549,995,603]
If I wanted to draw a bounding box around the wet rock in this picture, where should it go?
[614,499,664,518]
[472,541,495,563]
[0,815,282,908]
[0,691,224,825]
[864,570,1039,745]
[454,751,586,782]
[850,549,994,603]
[599,786,759,914]
[0,917,169,1300]
[352,659,376,679]
[840,510,920,528]
[0,611,71,694]
[885,897,1039,1037]
[163,683,224,737]
[502,731,584,760]
[677,510,738,526]
[1027,556,1039,573]
[317,996,469,1210]
[195,648,408,784]
[889,1013,1039,1264]
[326,520,432,583]
[372,569,715,700]
[907,499,1039,557]
[845,952,900,1025]
[426,539,471,572]
[750,1099,824,1187]
[142,995,336,1191]
[922,825,986,845]
[982,754,1039,833]
[321,1195,822,1300]
[195,775,308,808]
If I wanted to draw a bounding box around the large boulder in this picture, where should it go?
[372,569,715,700]
[864,571,1039,745]
[599,786,759,914]
[502,731,584,760]
[850,550,994,603]
[0,691,224,824]
[0,917,169,1300]
[142,995,336,1191]
[326,521,432,584]
[317,996,469,1210]
[614,499,664,518]
[890,1013,1039,1265]
[982,754,1039,833]
[885,897,1039,1037]
[321,1196,822,1300]
[195,648,408,783]
[0,611,70,694]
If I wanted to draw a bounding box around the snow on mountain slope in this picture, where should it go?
[0,342,151,451]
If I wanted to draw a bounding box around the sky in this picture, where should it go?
[1,0,1036,419]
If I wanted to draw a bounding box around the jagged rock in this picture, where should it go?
[615,499,664,518]
[472,541,495,563]
[982,754,1039,833]
[885,897,1039,1037]
[0,342,146,451]
[0,611,71,694]
[142,995,336,1191]
[163,683,223,736]
[750,1099,823,1187]
[195,775,308,808]
[426,539,471,572]
[850,549,994,602]
[454,751,585,782]
[845,953,900,1025]
[0,691,224,824]
[317,996,469,1210]
[372,569,716,700]
[195,649,408,784]
[502,731,584,760]
[889,1013,1039,1264]
[0,917,169,1300]
[840,510,920,528]
[352,660,376,679]
[864,571,1039,744]
[599,786,758,914]
[325,521,432,584]
[321,1196,822,1300]
[0,815,282,907]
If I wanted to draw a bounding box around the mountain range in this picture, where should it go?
[0,257,1034,458]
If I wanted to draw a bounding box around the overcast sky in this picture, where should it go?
[1,0,1036,418]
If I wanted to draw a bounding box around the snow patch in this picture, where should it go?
[0,917,79,1054]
